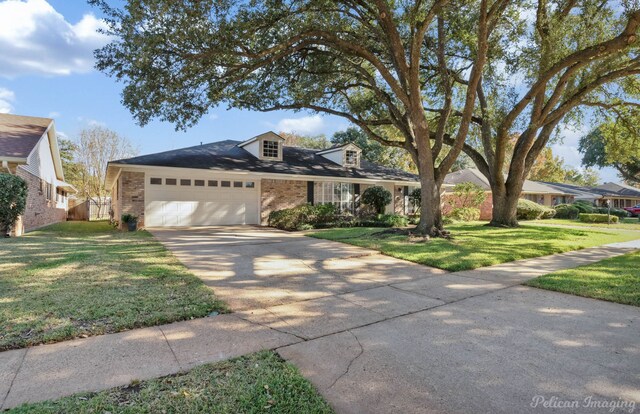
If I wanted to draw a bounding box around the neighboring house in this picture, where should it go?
[0,113,76,235]
[443,168,576,219]
[444,168,640,219]
[105,132,422,228]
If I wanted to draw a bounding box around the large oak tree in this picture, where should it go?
[454,1,640,225]
[91,0,509,236]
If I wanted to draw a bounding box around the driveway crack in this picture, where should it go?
[158,326,184,372]
[327,330,364,390]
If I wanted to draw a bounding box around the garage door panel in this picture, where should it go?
[145,182,259,226]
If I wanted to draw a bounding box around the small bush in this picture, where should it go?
[449,207,480,222]
[378,214,408,228]
[268,205,316,231]
[572,201,595,213]
[554,204,579,219]
[517,199,555,220]
[579,213,619,223]
[408,188,421,210]
[593,207,629,218]
[0,173,28,234]
[361,186,392,214]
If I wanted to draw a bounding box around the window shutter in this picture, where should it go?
[307,181,314,205]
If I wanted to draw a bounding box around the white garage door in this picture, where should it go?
[145,176,260,226]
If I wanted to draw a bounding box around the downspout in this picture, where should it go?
[2,160,11,173]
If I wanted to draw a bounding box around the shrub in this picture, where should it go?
[449,182,487,208]
[408,188,421,210]
[121,214,137,223]
[0,173,28,235]
[554,204,579,219]
[593,207,629,218]
[268,205,316,231]
[578,213,619,223]
[572,201,595,213]
[378,214,408,228]
[516,199,555,220]
[449,207,480,222]
[361,186,392,214]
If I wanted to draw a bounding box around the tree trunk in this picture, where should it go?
[416,178,444,236]
[488,184,521,227]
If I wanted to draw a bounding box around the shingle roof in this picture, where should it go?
[0,113,52,158]
[594,182,640,197]
[111,140,419,182]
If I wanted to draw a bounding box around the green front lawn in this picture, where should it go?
[529,217,640,230]
[0,221,226,351]
[309,223,640,271]
[526,251,640,306]
[8,351,333,414]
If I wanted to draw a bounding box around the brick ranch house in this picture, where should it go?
[444,168,640,220]
[0,113,76,236]
[105,132,427,228]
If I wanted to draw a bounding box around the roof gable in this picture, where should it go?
[0,113,52,159]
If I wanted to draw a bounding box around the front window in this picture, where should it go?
[316,182,355,212]
[263,140,280,158]
[345,150,358,166]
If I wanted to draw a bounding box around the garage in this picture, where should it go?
[145,176,260,226]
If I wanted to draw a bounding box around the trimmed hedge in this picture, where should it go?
[449,207,480,222]
[554,204,579,219]
[593,207,629,218]
[517,199,556,220]
[578,213,619,223]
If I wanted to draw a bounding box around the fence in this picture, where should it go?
[68,199,112,221]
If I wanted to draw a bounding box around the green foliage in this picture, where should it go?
[409,188,421,210]
[121,214,137,223]
[579,213,619,224]
[361,186,392,214]
[516,199,555,221]
[378,214,408,228]
[268,204,340,231]
[580,128,640,185]
[280,132,331,149]
[0,173,28,234]
[332,127,415,172]
[449,207,481,222]
[572,201,595,213]
[592,207,629,218]
[554,204,579,219]
[449,182,487,209]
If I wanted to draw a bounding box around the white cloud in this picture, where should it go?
[208,113,219,120]
[0,0,110,77]
[48,111,60,118]
[0,87,15,113]
[276,115,325,135]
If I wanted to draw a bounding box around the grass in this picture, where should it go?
[526,251,640,306]
[7,351,333,414]
[529,217,640,230]
[309,222,640,271]
[0,221,226,351]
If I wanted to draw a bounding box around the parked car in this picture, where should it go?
[623,204,640,216]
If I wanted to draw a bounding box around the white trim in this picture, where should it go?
[237,131,285,148]
[0,156,27,163]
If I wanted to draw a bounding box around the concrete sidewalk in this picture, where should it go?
[0,231,638,410]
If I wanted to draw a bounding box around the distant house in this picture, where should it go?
[444,168,640,219]
[0,113,76,235]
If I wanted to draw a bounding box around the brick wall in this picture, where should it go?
[442,192,493,220]
[260,179,307,224]
[14,167,66,234]
[116,171,145,229]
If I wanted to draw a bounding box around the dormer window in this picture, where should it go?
[345,150,359,166]
[263,140,280,158]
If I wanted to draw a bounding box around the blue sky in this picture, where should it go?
[0,0,620,182]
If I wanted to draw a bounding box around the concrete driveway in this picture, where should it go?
[150,226,640,413]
